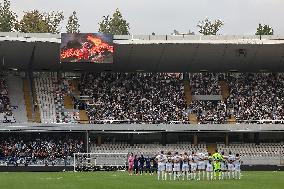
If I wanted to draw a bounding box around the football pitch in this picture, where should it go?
[0,171,283,189]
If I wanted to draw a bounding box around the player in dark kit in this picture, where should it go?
[133,155,139,175]
[138,154,145,175]
[145,155,152,175]
[152,156,158,174]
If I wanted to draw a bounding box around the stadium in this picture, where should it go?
[1,32,284,189]
[1,1,284,188]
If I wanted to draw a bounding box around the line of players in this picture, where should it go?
[128,150,241,181]
[128,154,158,176]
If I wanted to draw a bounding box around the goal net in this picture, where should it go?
[73,153,128,172]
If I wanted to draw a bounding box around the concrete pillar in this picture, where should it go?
[97,135,102,146]
[254,133,260,145]
[225,133,229,146]
[243,133,249,143]
[86,131,89,153]
[161,133,167,146]
[129,133,134,146]
[193,133,198,146]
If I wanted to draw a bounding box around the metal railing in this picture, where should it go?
[1,32,284,42]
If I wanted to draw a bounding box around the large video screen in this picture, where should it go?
[60,33,114,63]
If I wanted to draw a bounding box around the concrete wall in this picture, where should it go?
[1,123,284,132]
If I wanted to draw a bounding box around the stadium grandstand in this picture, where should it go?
[1,33,284,187]
[1,0,284,187]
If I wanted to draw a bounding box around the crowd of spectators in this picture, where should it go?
[4,72,284,125]
[77,72,284,124]
[187,73,284,124]
[190,73,221,95]
[188,100,227,124]
[0,134,84,166]
[79,73,189,124]
[226,73,284,123]
[0,77,14,123]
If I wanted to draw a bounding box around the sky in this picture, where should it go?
[8,0,284,35]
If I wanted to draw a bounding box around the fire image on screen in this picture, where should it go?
[60,33,114,63]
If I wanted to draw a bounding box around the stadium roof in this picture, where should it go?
[1,32,284,72]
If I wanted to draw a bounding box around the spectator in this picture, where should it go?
[80,73,189,124]
[0,77,15,123]
[0,134,84,166]
[190,73,221,95]
[226,73,284,123]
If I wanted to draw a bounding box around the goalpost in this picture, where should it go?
[73,153,128,172]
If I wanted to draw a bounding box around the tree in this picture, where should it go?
[45,11,64,34]
[17,10,48,33]
[98,9,130,35]
[17,10,64,34]
[197,18,224,35]
[0,0,18,32]
[255,24,274,35]
[66,11,80,33]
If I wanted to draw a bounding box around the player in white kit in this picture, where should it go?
[172,152,182,180]
[182,152,190,180]
[206,153,214,180]
[165,152,173,180]
[220,151,228,180]
[190,151,198,180]
[197,152,206,180]
[233,153,241,179]
[227,151,235,179]
[155,151,167,180]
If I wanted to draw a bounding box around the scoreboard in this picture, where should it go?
[60,33,114,63]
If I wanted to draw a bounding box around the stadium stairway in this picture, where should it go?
[184,80,198,123]
[207,144,217,155]
[219,81,237,124]
[32,80,41,123]
[64,95,74,109]
[183,80,192,106]
[219,80,230,101]
[70,79,80,95]
[23,79,33,122]
[79,110,89,124]
[227,116,237,124]
[189,114,198,124]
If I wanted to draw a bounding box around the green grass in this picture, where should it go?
[0,171,284,189]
